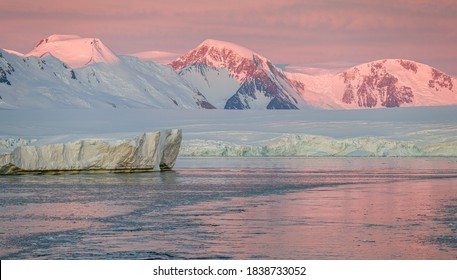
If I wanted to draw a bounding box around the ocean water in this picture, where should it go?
[0,157,456,259]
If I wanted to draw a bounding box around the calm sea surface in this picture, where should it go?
[0,157,456,259]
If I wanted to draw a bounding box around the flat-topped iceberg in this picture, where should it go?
[0,129,182,174]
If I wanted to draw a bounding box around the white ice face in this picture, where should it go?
[180,134,457,157]
[0,130,182,174]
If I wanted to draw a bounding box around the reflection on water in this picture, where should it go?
[176,179,456,259]
[0,157,456,259]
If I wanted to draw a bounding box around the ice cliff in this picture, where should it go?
[180,134,457,157]
[0,129,182,174]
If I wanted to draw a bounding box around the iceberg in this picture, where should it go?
[0,129,181,174]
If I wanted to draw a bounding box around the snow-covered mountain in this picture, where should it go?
[2,34,456,110]
[337,59,456,108]
[288,59,457,109]
[170,39,308,109]
[170,39,457,110]
[25,35,119,69]
[0,35,213,109]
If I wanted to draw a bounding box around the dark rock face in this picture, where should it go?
[356,78,378,107]
[429,68,453,91]
[377,73,413,107]
[399,60,418,73]
[340,60,415,108]
[224,94,250,109]
[195,91,216,109]
[70,70,77,80]
[0,53,15,86]
[197,99,217,109]
[0,67,11,85]
[267,98,298,109]
[342,84,354,104]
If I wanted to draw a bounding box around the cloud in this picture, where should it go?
[1,0,456,75]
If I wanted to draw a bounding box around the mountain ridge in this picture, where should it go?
[2,34,456,110]
[287,58,457,109]
[0,48,212,109]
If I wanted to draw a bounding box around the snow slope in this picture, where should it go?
[178,64,240,108]
[0,49,212,109]
[128,50,179,64]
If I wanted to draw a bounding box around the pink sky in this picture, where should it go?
[1,0,456,75]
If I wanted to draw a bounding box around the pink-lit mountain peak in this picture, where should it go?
[170,38,274,81]
[171,38,307,109]
[197,39,259,60]
[26,34,119,68]
[34,34,82,47]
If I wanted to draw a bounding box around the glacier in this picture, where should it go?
[0,108,456,160]
[0,129,182,174]
[180,134,457,157]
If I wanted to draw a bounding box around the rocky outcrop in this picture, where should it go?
[340,60,415,108]
[0,130,182,174]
